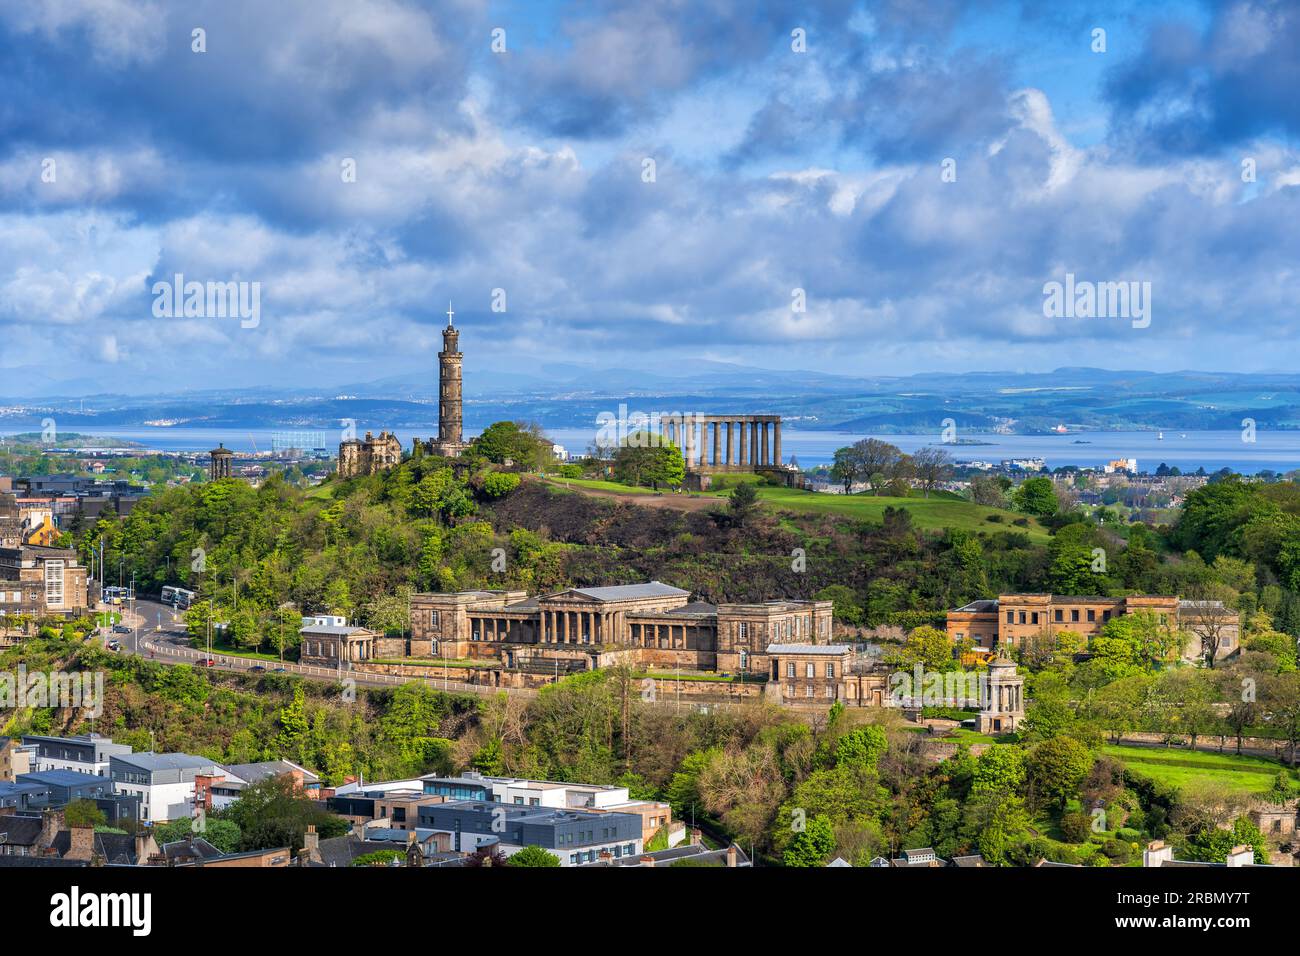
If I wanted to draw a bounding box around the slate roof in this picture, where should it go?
[48,831,139,865]
[563,582,689,602]
[220,760,320,785]
[113,752,217,773]
[0,814,44,846]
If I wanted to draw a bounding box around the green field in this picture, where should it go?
[544,477,1049,539]
[1101,744,1300,796]
[741,487,1051,540]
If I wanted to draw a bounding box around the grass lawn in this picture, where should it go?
[1101,744,1300,796]
[738,487,1051,541]
[543,477,711,496]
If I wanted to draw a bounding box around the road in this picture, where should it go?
[105,596,525,698]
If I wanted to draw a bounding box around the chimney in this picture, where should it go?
[39,808,64,850]
[1226,845,1255,867]
[304,823,320,861]
[638,855,656,868]
[726,845,738,868]
[1143,840,1175,868]
[66,825,96,862]
[598,849,613,864]
[134,831,157,866]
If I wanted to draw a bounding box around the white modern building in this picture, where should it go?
[109,752,222,824]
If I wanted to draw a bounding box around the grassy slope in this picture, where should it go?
[748,487,1051,541]
[1101,744,1300,796]
[545,477,1050,540]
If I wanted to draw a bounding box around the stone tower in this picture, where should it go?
[438,305,462,446]
[430,302,468,457]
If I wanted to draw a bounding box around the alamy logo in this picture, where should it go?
[50,887,151,936]
[152,273,261,328]
[0,667,103,718]
[1042,273,1151,328]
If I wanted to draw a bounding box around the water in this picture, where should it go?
[5,424,1299,474]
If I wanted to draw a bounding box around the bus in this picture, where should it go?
[160,586,196,610]
[102,586,134,606]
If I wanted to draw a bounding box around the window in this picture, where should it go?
[1102,610,1111,621]
[1018,611,1026,624]
[1031,612,1039,625]
[429,610,440,628]
[44,560,64,607]
[805,663,814,679]
[1070,609,1079,622]
[738,650,748,669]
[825,663,835,678]
[1086,609,1096,622]
[1054,609,1063,622]
[1006,610,1014,624]
[805,685,813,698]
[737,621,749,640]
[787,663,795,678]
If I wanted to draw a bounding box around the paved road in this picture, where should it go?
[103,596,521,697]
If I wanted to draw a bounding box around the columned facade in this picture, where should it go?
[658,415,785,474]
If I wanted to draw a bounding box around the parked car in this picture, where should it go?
[271,667,288,673]
[106,640,121,651]
[201,658,216,667]
[112,624,131,634]
[248,665,266,673]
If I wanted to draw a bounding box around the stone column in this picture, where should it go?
[684,417,695,467]
[739,418,748,467]
[773,419,782,467]
[710,419,720,467]
[751,421,760,465]
[726,421,734,465]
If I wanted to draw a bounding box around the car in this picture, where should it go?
[201,658,216,667]
[271,667,288,673]
[106,640,121,651]
[112,625,131,634]
[248,665,266,673]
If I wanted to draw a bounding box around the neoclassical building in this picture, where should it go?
[407,581,835,677]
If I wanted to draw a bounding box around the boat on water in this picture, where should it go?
[1157,431,1164,440]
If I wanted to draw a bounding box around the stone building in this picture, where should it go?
[337,430,403,478]
[0,545,89,619]
[406,581,837,680]
[298,615,384,668]
[208,444,234,480]
[945,593,1236,657]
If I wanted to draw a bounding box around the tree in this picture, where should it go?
[911,447,953,498]
[507,845,562,867]
[480,471,521,499]
[612,432,684,489]
[471,421,549,470]
[1026,737,1094,809]
[728,481,760,527]
[1013,477,1058,517]
[224,775,346,852]
[783,814,835,867]
[815,584,863,628]
[64,799,106,828]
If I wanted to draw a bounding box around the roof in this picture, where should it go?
[160,838,223,863]
[0,814,44,845]
[951,854,986,867]
[111,752,218,773]
[665,601,718,616]
[765,643,852,656]
[952,600,998,613]
[17,769,108,788]
[220,760,320,785]
[560,582,689,602]
[49,830,140,865]
[299,624,368,636]
[581,843,751,868]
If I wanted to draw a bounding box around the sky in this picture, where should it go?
[1,0,1298,396]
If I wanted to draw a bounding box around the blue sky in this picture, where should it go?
[0,0,1297,395]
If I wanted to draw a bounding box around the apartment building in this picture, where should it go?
[109,752,223,824]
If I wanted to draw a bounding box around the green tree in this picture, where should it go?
[508,845,562,867]
[1013,477,1059,517]
[783,814,835,867]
